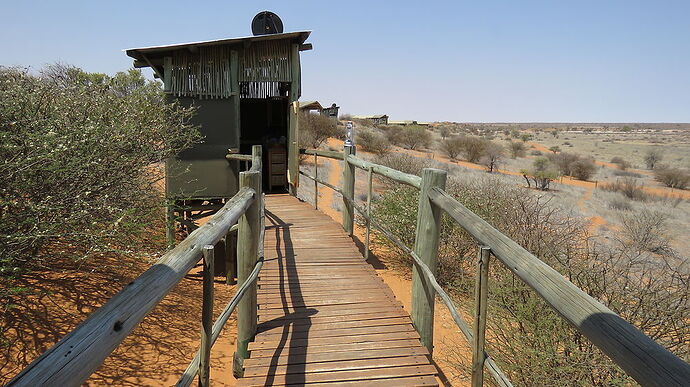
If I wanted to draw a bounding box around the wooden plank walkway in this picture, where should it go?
[238,194,439,386]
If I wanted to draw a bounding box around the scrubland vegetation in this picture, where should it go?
[0,65,199,277]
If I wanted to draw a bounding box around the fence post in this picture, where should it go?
[224,229,237,285]
[342,144,356,235]
[314,153,318,209]
[288,102,299,196]
[233,170,261,378]
[411,168,447,354]
[365,166,373,260]
[472,246,491,387]
[165,202,175,249]
[199,245,215,387]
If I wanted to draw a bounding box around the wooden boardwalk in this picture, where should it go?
[238,194,439,386]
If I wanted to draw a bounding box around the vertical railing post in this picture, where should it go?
[165,201,175,249]
[288,102,299,196]
[233,170,261,378]
[314,153,318,209]
[342,144,356,235]
[365,166,373,260]
[199,245,215,387]
[251,144,262,171]
[411,168,447,354]
[224,229,237,285]
[472,246,491,387]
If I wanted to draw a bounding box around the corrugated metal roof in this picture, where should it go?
[125,31,311,60]
[353,115,388,119]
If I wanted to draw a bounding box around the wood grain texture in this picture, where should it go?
[428,187,690,387]
[241,195,438,386]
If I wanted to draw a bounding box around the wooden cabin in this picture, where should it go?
[126,31,311,199]
[354,114,388,125]
[322,103,340,121]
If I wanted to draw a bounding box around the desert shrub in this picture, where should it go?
[377,153,429,177]
[338,113,352,121]
[0,65,200,272]
[480,142,504,172]
[644,149,663,169]
[397,126,432,150]
[619,209,672,254]
[459,136,487,163]
[612,170,642,178]
[601,177,647,201]
[570,158,597,180]
[356,128,391,155]
[653,165,690,189]
[438,136,464,160]
[372,173,689,385]
[520,157,559,190]
[610,156,631,170]
[608,195,633,211]
[508,141,526,158]
[549,145,561,153]
[299,112,339,149]
[548,152,580,176]
[530,150,543,156]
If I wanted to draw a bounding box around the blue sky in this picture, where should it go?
[2,1,689,122]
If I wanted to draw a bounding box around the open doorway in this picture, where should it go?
[240,96,289,193]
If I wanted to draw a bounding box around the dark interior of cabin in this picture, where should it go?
[240,94,289,192]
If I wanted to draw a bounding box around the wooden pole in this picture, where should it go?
[472,246,491,387]
[199,245,215,387]
[342,144,356,235]
[166,202,175,249]
[288,102,299,196]
[411,168,447,354]
[365,166,373,260]
[314,153,318,209]
[233,170,261,378]
[224,230,237,285]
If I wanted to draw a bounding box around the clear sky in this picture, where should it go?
[2,1,689,122]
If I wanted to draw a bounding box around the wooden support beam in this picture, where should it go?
[233,171,262,377]
[341,144,356,235]
[288,102,299,196]
[411,168,447,353]
[471,246,491,387]
[199,245,215,387]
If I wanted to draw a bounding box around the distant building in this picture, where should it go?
[353,114,389,125]
[388,120,418,126]
[299,101,339,121]
[299,100,323,114]
[322,103,339,120]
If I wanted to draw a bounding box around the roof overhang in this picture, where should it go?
[125,31,311,63]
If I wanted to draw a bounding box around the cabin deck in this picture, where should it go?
[238,194,439,386]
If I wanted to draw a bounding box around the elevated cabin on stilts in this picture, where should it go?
[125,30,311,248]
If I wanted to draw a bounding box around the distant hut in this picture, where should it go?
[299,100,323,114]
[321,103,340,121]
[353,114,388,125]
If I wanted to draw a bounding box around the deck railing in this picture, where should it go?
[298,145,690,387]
[9,149,265,387]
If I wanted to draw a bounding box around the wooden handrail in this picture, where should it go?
[427,186,690,386]
[346,154,422,188]
[8,188,257,387]
[299,148,345,160]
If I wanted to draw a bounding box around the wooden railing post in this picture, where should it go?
[251,144,262,171]
[365,166,373,260]
[199,245,215,387]
[342,144,356,235]
[314,153,318,209]
[224,229,237,285]
[165,201,175,249]
[411,168,447,353]
[472,246,491,387]
[233,170,261,378]
[288,102,299,196]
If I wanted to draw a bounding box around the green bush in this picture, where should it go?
[0,65,200,273]
[356,128,391,155]
[372,173,689,385]
[299,112,339,149]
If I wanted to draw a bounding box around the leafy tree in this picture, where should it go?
[521,157,559,190]
[508,141,526,158]
[439,136,464,160]
[480,142,504,173]
[397,126,432,150]
[549,146,561,153]
[299,112,339,149]
[0,64,200,272]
